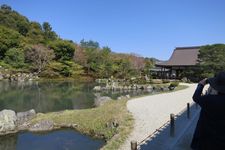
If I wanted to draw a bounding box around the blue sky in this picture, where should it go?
[1,0,225,60]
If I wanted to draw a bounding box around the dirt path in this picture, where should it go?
[119,83,197,150]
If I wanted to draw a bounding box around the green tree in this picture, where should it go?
[4,48,25,68]
[80,44,99,75]
[0,5,30,36]
[49,40,75,61]
[1,4,12,11]
[26,22,44,44]
[143,58,154,74]
[44,61,84,77]
[96,47,112,77]
[198,44,225,77]
[80,39,99,49]
[42,22,57,41]
[0,26,24,59]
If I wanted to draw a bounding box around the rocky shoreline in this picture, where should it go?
[0,109,77,136]
[0,66,39,82]
[93,83,176,93]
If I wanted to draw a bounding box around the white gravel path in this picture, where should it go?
[119,83,197,150]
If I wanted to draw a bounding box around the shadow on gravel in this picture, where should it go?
[140,104,200,150]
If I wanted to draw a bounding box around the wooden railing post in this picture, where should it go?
[131,140,137,150]
[187,103,190,119]
[170,113,175,137]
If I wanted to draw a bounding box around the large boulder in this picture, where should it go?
[93,86,101,91]
[16,109,36,125]
[29,120,54,132]
[0,110,17,133]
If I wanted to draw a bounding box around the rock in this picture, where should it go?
[117,95,130,100]
[147,85,153,89]
[106,120,119,128]
[16,109,36,125]
[4,74,10,79]
[93,86,101,91]
[139,85,144,90]
[55,123,78,128]
[117,96,122,100]
[181,77,188,83]
[131,77,136,80]
[29,120,54,132]
[161,86,169,91]
[25,74,29,78]
[33,75,39,80]
[168,86,175,91]
[94,96,112,107]
[17,122,30,131]
[123,86,128,90]
[0,73,3,80]
[0,110,17,133]
[145,75,150,81]
[112,120,119,128]
[125,95,130,99]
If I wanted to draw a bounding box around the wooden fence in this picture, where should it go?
[131,102,199,150]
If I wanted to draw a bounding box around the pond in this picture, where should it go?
[0,129,105,150]
[0,80,96,113]
[0,80,156,113]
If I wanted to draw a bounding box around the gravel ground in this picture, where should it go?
[119,83,198,150]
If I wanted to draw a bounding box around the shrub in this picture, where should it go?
[169,81,179,87]
[44,61,84,78]
[49,40,75,61]
[150,79,163,84]
[162,79,170,84]
[4,48,25,68]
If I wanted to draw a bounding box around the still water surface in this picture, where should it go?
[0,80,154,113]
[0,80,96,112]
[0,129,105,150]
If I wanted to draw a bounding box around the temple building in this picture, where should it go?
[155,46,200,79]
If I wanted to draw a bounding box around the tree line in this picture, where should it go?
[181,44,225,81]
[197,44,225,78]
[0,4,155,80]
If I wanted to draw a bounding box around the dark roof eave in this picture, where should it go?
[156,64,198,67]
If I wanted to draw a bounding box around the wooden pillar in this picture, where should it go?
[131,141,137,150]
[170,113,175,137]
[187,103,190,119]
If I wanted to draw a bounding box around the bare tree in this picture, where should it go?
[73,46,88,67]
[25,44,55,73]
[129,53,145,71]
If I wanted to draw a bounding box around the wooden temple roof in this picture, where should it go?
[156,46,200,67]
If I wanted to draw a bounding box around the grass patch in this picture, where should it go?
[30,99,133,150]
[174,85,188,91]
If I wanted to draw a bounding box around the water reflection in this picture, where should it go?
[0,130,105,150]
[0,81,95,113]
[0,80,156,113]
[0,134,17,150]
